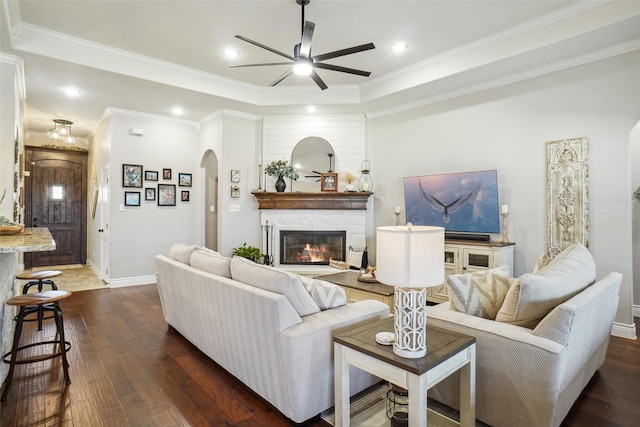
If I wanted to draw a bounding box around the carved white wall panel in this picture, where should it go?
[546,137,589,257]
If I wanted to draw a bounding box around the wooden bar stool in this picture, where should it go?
[1,290,72,401]
[16,270,62,330]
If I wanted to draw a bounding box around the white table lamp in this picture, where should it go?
[376,225,444,358]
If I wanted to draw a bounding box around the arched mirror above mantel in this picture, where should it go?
[291,137,335,192]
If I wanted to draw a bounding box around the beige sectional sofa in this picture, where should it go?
[426,243,622,427]
[156,244,390,423]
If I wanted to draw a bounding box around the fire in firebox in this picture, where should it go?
[280,230,346,265]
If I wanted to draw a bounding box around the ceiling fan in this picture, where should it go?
[231,0,375,90]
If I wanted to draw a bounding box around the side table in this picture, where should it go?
[334,317,476,427]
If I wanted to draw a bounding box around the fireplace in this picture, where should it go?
[280,230,346,265]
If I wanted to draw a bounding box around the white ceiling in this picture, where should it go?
[2,0,639,139]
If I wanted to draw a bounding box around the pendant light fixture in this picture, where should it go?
[47,119,77,144]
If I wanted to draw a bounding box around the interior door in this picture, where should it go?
[25,147,87,267]
[100,165,110,282]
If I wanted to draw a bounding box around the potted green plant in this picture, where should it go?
[264,160,299,192]
[232,243,264,263]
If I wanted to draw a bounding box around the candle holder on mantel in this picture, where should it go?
[501,211,510,244]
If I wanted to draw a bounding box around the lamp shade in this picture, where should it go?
[376,225,444,287]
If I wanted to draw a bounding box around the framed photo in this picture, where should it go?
[179,173,192,187]
[145,170,158,181]
[231,169,240,183]
[145,188,156,201]
[320,172,338,192]
[123,164,143,188]
[124,191,141,206]
[158,184,176,206]
[231,185,240,198]
[163,168,172,180]
[181,190,190,202]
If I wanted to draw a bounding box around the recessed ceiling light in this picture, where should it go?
[224,48,239,58]
[306,105,317,113]
[62,86,80,97]
[172,107,184,116]
[391,43,407,53]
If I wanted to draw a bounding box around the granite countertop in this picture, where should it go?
[0,227,56,253]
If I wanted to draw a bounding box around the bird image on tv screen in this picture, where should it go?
[403,170,500,234]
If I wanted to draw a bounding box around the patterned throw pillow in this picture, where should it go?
[298,276,347,310]
[447,265,512,319]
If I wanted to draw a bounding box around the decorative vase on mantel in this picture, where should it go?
[275,176,286,192]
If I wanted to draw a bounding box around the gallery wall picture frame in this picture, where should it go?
[181,190,190,202]
[123,164,143,188]
[179,173,192,187]
[320,172,338,192]
[231,169,240,183]
[231,185,240,198]
[163,168,172,180]
[145,188,156,201]
[158,184,176,206]
[145,170,158,181]
[124,191,141,206]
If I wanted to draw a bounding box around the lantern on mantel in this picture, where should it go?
[358,160,373,192]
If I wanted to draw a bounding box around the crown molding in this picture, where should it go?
[103,107,200,130]
[365,39,640,120]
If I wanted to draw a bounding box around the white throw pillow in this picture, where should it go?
[190,249,231,278]
[229,256,320,317]
[298,276,347,310]
[446,265,513,319]
[168,243,197,265]
[496,243,595,328]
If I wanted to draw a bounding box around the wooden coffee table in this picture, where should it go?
[334,317,476,427]
[315,270,394,313]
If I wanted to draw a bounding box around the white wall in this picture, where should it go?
[370,52,639,332]
[105,110,201,283]
[0,56,21,221]
[631,121,640,312]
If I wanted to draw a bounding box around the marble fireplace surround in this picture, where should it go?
[260,209,366,274]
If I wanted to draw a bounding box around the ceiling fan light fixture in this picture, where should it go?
[293,60,312,76]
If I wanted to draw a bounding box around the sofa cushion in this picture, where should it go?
[299,276,347,310]
[190,249,231,278]
[446,265,513,319]
[169,243,197,265]
[230,256,320,316]
[496,243,595,328]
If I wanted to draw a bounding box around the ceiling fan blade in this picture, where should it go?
[270,69,293,86]
[230,62,293,68]
[313,62,371,77]
[235,35,294,60]
[310,71,328,91]
[312,43,375,62]
[299,21,315,58]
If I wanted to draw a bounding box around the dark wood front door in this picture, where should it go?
[25,147,88,267]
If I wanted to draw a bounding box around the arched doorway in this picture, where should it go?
[202,150,219,251]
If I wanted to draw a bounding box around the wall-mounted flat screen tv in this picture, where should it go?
[403,170,500,234]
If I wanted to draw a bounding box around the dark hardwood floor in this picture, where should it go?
[1,284,638,426]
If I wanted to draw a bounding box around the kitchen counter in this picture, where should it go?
[0,227,56,253]
[0,227,56,385]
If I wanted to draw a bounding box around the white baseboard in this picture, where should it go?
[634,304,640,318]
[109,274,156,288]
[612,321,637,340]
